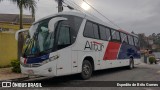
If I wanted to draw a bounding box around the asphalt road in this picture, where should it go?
[1,63,160,90]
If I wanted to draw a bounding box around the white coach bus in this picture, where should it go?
[18,11,141,79]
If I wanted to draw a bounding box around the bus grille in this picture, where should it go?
[22,63,42,67]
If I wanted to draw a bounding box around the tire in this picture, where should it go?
[155,61,157,64]
[80,60,93,80]
[127,58,134,69]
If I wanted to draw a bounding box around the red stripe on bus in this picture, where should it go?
[93,41,102,45]
[103,42,121,60]
[24,58,27,64]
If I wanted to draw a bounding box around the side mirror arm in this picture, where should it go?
[48,17,68,33]
[15,29,28,41]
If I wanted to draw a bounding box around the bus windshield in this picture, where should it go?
[22,15,83,57]
[23,18,55,57]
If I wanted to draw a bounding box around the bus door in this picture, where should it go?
[94,41,101,70]
[56,26,72,76]
[71,50,78,73]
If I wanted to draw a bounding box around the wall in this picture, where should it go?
[0,33,17,67]
[0,23,31,67]
[153,52,160,58]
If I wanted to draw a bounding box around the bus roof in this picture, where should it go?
[118,29,130,34]
[34,11,118,29]
[118,29,138,38]
[33,11,136,37]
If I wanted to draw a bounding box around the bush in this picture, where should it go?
[149,56,156,64]
[11,59,21,73]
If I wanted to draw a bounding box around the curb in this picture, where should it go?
[139,63,148,65]
[0,76,29,82]
[0,75,49,82]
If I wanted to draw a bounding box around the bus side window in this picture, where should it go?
[128,35,134,45]
[134,37,139,47]
[92,23,99,39]
[106,27,111,41]
[111,30,121,42]
[84,21,94,38]
[120,33,128,44]
[57,26,71,49]
[99,25,107,40]
[99,25,111,41]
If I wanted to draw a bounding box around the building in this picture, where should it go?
[0,14,34,32]
[0,14,34,67]
[152,44,158,50]
[0,14,34,24]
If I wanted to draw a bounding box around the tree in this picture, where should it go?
[0,0,37,29]
[0,0,37,60]
[138,34,148,49]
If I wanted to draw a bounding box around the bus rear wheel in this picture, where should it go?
[80,60,93,80]
[128,58,134,69]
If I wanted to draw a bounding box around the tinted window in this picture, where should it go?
[111,30,121,42]
[120,33,128,44]
[56,22,71,49]
[128,35,134,45]
[99,25,107,40]
[84,22,94,38]
[55,16,83,50]
[93,23,99,39]
[99,26,111,41]
[58,26,71,46]
[60,15,83,44]
[106,27,111,40]
[134,37,139,46]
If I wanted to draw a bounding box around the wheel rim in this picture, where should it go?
[130,62,133,68]
[130,60,134,68]
[83,64,91,76]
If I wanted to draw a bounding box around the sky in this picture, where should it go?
[0,0,160,36]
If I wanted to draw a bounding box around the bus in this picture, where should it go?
[17,11,141,79]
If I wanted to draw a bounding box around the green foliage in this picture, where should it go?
[149,56,156,64]
[152,33,160,45]
[154,38,160,45]
[138,33,160,50]
[138,34,148,49]
[11,59,21,73]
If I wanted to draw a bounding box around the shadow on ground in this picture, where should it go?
[27,66,135,87]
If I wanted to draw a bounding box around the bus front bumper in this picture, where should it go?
[20,61,57,77]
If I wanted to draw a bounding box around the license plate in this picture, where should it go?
[27,70,34,75]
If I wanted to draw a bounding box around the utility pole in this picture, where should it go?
[58,0,63,12]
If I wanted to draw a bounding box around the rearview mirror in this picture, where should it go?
[48,17,68,33]
[15,29,28,41]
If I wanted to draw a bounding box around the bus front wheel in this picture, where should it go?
[80,60,93,80]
